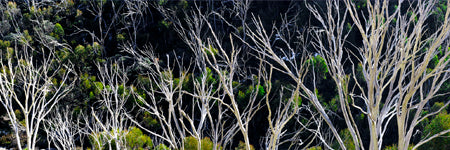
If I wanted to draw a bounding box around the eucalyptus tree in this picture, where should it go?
[299,0,450,149]
[0,1,75,149]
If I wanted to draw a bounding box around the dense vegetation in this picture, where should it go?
[0,0,449,150]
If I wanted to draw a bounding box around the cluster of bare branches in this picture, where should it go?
[305,0,450,149]
[0,1,75,149]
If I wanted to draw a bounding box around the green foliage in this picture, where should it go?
[89,91,95,100]
[244,84,265,99]
[237,90,246,101]
[0,40,11,48]
[178,0,188,9]
[88,132,107,150]
[19,30,33,45]
[353,0,366,9]
[356,63,364,81]
[90,127,153,150]
[94,82,104,95]
[53,23,64,36]
[332,128,355,150]
[14,109,23,121]
[117,33,125,41]
[6,47,13,59]
[340,129,355,150]
[80,73,105,100]
[56,48,70,62]
[159,20,171,28]
[329,97,338,112]
[346,23,352,31]
[155,144,171,150]
[184,136,220,150]
[126,127,153,150]
[428,55,439,69]
[203,45,218,56]
[76,9,83,17]
[256,85,265,97]
[196,67,217,87]
[431,102,447,113]
[4,2,18,19]
[72,43,102,71]
[7,1,17,9]
[75,45,86,57]
[237,26,243,33]
[158,0,167,5]
[359,113,365,120]
[384,144,413,150]
[306,146,322,150]
[289,92,302,109]
[234,141,255,150]
[142,111,158,128]
[81,73,93,89]
[420,111,450,150]
[92,42,102,53]
[307,55,328,79]
[434,1,448,23]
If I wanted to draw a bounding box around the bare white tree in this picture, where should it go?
[121,0,149,50]
[80,61,131,150]
[0,2,76,150]
[303,0,450,149]
[154,3,265,149]
[150,1,338,150]
[0,35,74,150]
[44,106,80,150]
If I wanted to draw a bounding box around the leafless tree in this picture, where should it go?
[302,0,450,149]
[0,32,74,150]
[152,3,264,149]
[44,106,80,150]
[80,62,131,150]
[0,2,75,149]
[121,0,149,50]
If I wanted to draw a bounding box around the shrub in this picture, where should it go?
[306,146,322,150]
[419,111,450,150]
[53,23,64,36]
[184,136,220,150]
[384,144,413,150]
[126,127,153,150]
[234,141,255,150]
[155,144,171,150]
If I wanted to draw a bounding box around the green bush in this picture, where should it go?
[54,23,64,36]
[203,45,218,56]
[155,144,171,150]
[383,144,413,150]
[419,111,450,150]
[184,136,220,150]
[340,129,355,150]
[126,127,153,150]
[89,127,153,150]
[306,146,322,150]
[307,55,328,79]
[332,128,354,150]
[234,141,255,150]
[88,132,108,150]
[75,45,86,58]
